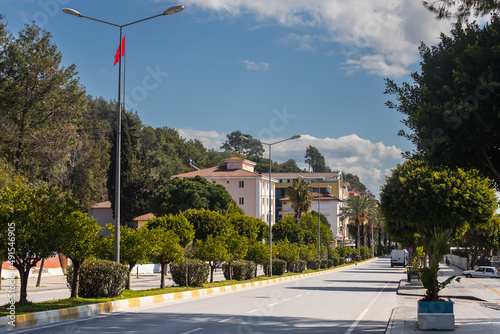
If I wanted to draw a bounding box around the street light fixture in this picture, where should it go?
[63,5,184,263]
[241,135,301,276]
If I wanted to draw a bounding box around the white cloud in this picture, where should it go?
[176,128,404,195]
[242,60,269,71]
[176,0,453,77]
[177,127,226,150]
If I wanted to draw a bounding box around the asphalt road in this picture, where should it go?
[10,257,406,334]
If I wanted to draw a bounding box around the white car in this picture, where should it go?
[462,266,500,278]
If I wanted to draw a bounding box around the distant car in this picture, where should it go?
[391,249,409,267]
[462,266,500,278]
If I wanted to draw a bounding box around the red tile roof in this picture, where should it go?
[89,201,111,209]
[173,165,268,179]
[133,213,156,221]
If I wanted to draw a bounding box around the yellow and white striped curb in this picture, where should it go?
[1,258,376,331]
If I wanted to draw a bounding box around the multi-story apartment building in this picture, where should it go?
[172,157,277,224]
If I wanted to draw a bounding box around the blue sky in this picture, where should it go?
[1,0,456,195]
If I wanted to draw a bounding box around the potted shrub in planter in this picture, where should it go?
[418,229,460,330]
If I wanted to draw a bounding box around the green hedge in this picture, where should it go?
[222,261,256,281]
[288,260,306,273]
[66,260,128,298]
[308,259,321,270]
[264,259,287,276]
[170,259,209,287]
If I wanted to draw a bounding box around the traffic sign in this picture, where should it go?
[408,247,414,253]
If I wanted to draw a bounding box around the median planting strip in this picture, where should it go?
[1,258,377,331]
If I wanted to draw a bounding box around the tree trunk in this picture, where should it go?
[126,262,136,290]
[0,261,2,290]
[355,219,360,250]
[185,257,189,288]
[58,253,66,275]
[18,266,31,304]
[210,264,215,283]
[36,258,45,287]
[70,261,81,298]
[160,262,166,289]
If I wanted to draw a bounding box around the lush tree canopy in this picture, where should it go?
[287,178,313,225]
[304,145,331,172]
[220,130,264,156]
[0,23,86,184]
[150,176,242,216]
[385,16,500,189]
[380,159,497,255]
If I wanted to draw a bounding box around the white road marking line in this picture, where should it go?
[181,328,203,334]
[306,291,312,294]
[296,294,303,298]
[283,298,291,302]
[345,280,393,334]
[247,309,259,314]
[267,303,278,306]
[218,317,234,323]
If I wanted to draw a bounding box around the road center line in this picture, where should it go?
[247,309,259,314]
[283,298,291,302]
[218,317,234,323]
[345,281,393,334]
[296,294,303,298]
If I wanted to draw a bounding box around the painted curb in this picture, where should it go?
[1,258,377,331]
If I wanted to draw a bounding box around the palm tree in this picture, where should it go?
[287,178,313,225]
[339,194,376,250]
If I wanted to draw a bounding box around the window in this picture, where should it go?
[212,181,216,184]
[239,197,244,205]
[226,181,230,184]
[239,181,244,188]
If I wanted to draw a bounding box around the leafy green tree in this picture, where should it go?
[226,213,267,241]
[0,23,86,184]
[105,225,152,290]
[57,212,102,298]
[380,159,497,262]
[65,96,113,209]
[457,215,500,268]
[273,215,304,243]
[245,241,270,277]
[279,159,302,172]
[343,173,367,193]
[224,231,248,280]
[147,214,195,248]
[194,235,228,283]
[274,240,300,271]
[0,185,80,303]
[339,194,376,249]
[148,228,184,289]
[385,16,500,189]
[304,146,331,172]
[150,176,242,216]
[287,178,313,225]
[183,209,232,243]
[300,213,333,248]
[423,0,499,22]
[220,130,264,156]
[299,244,316,263]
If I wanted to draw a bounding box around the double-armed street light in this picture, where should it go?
[241,135,301,276]
[63,5,184,263]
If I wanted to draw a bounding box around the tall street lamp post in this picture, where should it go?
[242,135,301,276]
[63,5,184,263]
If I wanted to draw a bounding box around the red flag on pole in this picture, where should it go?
[114,37,125,66]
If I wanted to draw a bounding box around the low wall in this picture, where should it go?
[451,254,468,270]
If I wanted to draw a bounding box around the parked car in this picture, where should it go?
[462,266,500,278]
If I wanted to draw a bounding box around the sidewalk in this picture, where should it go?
[386,264,500,333]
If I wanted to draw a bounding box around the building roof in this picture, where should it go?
[89,201,111,209]
[133,213,156,221]
[273,172,339,181]
[280,192,342,202]
[172,165,271,179]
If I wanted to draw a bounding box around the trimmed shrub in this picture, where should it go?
[223,261,256,281]
[288,260,306,273]
[339,257,345,265]
[67,260,128,298]
[320,259,328,269]
[308,259,321,270]
[170,259,209,287]
[264,259,287,276]
[327,259,333,268]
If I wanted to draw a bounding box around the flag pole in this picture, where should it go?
[114,27,123,264]
[122,35,126,111]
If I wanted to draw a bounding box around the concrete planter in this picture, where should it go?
[417,300,454,330]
